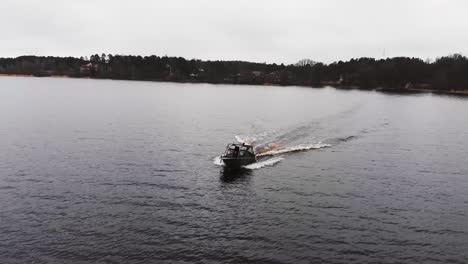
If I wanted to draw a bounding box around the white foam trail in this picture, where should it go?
[256,143,331,157]
[213,156,224,166]
[244,157,284,169]
[214,155,282,169]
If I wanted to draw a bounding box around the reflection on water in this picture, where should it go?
[219,167,252,183]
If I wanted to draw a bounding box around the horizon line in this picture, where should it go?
[1,52,466,66]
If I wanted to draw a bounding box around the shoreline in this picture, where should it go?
[1,74,468,96]
[409,88,468,95]
[0,73,69,78]
[0,73,33,77]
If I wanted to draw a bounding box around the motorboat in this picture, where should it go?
[221,143,256,168]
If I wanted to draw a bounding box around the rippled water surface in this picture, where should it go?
[1,77,467,263]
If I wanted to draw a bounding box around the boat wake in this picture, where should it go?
[255,142,331,157]
[215,135,330,170]
[213,156,224,166]
[244,157,284,169]
[216,123,361,170]
[235,130,331,158]
[213,155,284,170]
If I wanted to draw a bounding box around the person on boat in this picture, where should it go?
[233,146,239,157]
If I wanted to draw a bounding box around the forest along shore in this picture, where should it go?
[1,54,468,93]
[2,74,468,96]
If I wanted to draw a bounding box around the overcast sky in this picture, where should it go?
[2,0,467,64]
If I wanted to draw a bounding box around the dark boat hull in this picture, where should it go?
[221,157,256,168]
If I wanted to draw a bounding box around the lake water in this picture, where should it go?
[1,77,467,263]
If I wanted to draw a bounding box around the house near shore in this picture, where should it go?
[80,63,98,75]
[251,71,263,77]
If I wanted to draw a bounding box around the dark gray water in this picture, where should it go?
[1,77,467,264]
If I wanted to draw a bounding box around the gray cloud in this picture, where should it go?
[1,0,467,64]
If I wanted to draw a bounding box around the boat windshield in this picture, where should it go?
[225,144,254,157]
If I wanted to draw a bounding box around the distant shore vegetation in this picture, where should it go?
[1,53,468,92]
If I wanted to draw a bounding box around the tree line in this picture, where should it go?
[1,53,467,91]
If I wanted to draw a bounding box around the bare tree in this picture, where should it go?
[295,58,316,67]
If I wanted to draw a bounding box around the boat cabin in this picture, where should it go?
[224,143,255,158]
